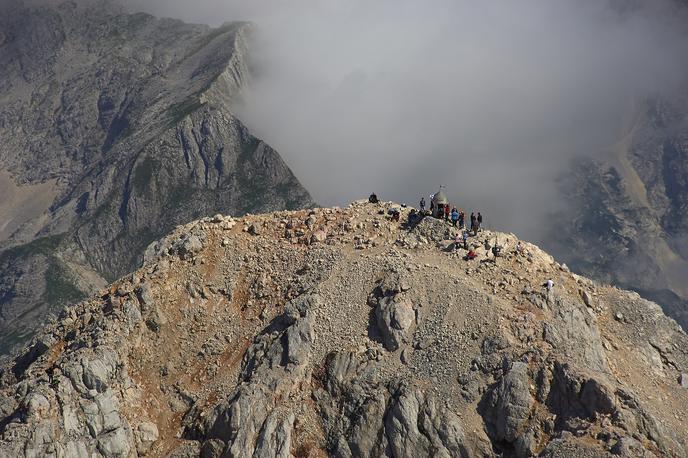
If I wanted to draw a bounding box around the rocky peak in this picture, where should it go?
[549,94,688,331]
[1,201,686,457]
[0,2,312,358]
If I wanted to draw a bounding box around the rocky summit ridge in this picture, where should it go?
[1,200,687,457]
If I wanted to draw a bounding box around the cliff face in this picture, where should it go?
[0,1,313,357]
[1,202,687,457]
[548,95,688,330]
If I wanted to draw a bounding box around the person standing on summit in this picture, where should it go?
[451,208,459,227]
[477,212,483,232]
[420,197,426,213]
[444,205,450,221]
[545,279,554,292]
[470,212,477,235]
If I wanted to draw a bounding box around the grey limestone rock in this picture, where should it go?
[310,229,327,243]
[545,363,616,422]
[315,351,471,458]
[122,300,142,329]
[580,379,616,417]
[543,297,608,372]
[0,337,137,458]
[22,392,50,420]
[385,388,469,458]
[167,440,202,457]
[200,438,225,458]
[97,425,132,458]
[610,437,647,456]
[248,223,263,236]
[680,372,688,389]
[253,412,295,458]
[373,274,417,351]
[410,217,454,244]
[64,440,91,458]
[197,296,315,457]
[0,393,16,418]
[135,421,159,455]
[2,200,688,458]
[481,361,534,444]
[375,297,416,351]
[135,283,155,311]
[179,235,204,260]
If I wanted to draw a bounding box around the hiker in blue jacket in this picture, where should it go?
[451,208,459,227]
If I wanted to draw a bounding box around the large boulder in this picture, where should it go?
[372,274,417,351]
[135,421,159,455]
[481,362,534,444]
[375,297,416,351]
[543,297,608,372]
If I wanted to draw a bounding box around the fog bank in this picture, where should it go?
[124,0,688,238]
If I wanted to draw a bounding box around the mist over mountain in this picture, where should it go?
[118,0,688,329]
[123,0,688,239]
[2,2,688,457]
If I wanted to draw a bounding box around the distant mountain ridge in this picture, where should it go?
[549,95,688,330]
[0,0,313,357]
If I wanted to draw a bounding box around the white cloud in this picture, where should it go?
[125,0,688,238]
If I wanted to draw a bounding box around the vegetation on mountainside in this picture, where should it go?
[0,235,64,265]
[0,236,85,304]
[0,235,85,355]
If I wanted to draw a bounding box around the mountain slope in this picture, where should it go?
[1,201,687,457]
[0,0,313,357]
[549,95,688,330]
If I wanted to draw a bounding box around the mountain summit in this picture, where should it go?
[1,201,686,457]
[0,1,313,357]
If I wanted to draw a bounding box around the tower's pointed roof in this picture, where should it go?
[432,190,449,204]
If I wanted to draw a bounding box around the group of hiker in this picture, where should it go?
[369,191,484,236]
[369,191,554,291]
[419,196,482,234]
[417,189,497,262]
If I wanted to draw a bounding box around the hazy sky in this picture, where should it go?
[123,0,688,238]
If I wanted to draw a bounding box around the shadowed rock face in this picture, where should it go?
[548,94,688,331]
[0,0,313,357]
[1,202,687,457]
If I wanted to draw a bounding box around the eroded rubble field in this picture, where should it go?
[1,201,687,457]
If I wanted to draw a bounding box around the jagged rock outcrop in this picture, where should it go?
[196,294,315,456]
[315,350,473,458]
[372,274,417,351]
[0,0,313,358]
[482,361,534,447]
[1,201,687,457]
